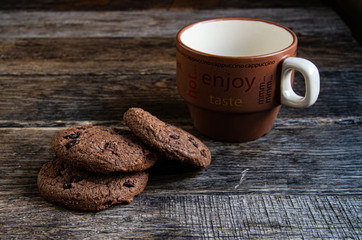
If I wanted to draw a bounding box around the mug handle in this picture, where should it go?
[281,57,320,108]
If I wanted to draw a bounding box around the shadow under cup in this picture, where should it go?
[176,18,317,142]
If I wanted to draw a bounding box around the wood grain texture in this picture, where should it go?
[0,126,360,195]
[0,71,361,123]
[0,6,361,239]
[0,194,360,239]
[0,35,361,73]
[0,0,324,10]
[1,126,359,239]
[0,8,349,38]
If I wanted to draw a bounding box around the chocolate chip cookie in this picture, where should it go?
[37,158,149,211]
[123,108,211,168]
[52,126,157,174]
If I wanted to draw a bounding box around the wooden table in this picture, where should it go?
[1,1,361,239]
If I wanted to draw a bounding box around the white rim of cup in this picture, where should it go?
[176,17,298,59]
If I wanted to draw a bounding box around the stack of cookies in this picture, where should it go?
[37,108,211,211]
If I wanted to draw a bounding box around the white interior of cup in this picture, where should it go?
[180,19,294,57]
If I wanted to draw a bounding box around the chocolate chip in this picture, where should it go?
[123,180,135,188]
[170,135,180,140]
[200,149,207,158]
[112,128,123,135]
[71,176,83,183]
[101,128,114,134]
[188,137,198,148]
[65,139,80,149]
[77,127,86,130]
[104,141,116,149]
[102,200,113,206]
[63,132,80,139]
[60,162,67,171]
[63,182,72,190]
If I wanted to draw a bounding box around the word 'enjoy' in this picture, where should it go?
[202,73,255,92]
[186,64,257,100]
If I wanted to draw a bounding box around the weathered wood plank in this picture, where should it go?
[0,6,360,240]
[0,8,349,38]
[0,36,361,75]
[0,0,324,10]
[0,38,175,75]
[0,71,361,123]
[0,125,360,195]
[0,193,360,239]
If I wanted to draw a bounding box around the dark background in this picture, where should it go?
[1,0,361,45]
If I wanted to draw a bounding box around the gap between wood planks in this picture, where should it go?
[0,116,360,129]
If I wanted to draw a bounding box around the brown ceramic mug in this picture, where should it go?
[176,18,320,141]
